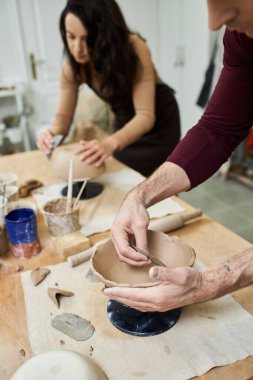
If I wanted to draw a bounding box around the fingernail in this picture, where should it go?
[151,267,158,278]
[103,288,110,295]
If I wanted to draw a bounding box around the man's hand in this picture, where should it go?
[110,191,151,267]
[104,265,207,312]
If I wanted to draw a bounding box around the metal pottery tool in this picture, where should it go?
[131,244,166,267]
[68,209,203,268]
[46,134,64,160]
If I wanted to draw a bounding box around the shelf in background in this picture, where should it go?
[0,89,17,98]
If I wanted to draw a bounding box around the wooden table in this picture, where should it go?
[0,149,253,380]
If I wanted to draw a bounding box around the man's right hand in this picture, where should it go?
[110,190,152,267]
[36,129,55,155]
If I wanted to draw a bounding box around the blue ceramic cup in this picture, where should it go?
[5,208,41,258]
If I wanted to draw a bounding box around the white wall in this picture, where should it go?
[115,0,210,137]
[0,0,211,140]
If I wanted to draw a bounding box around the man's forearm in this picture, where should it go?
[201,247,253,301]
[130,161,191,208]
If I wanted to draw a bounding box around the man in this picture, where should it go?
[103,0,253,312]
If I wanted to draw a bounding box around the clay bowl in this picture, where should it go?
[91,230,196,288]
[50,144,106,181]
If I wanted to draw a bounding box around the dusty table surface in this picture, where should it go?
[0,148,253,380]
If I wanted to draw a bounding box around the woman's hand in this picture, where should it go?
[36,129,55,155]
[75,137,119,167]
[104,265,206,312]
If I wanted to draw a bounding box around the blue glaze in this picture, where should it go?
[5,208,38,244]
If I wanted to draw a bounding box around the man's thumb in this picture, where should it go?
[149,266,172,281]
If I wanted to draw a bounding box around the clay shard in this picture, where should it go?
[51,313,95,341]
[48,287,74,308]
[31,267,51,286]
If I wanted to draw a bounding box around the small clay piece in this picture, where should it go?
[91,230,196,288]
[31,267,51,286]
[15,265,24,272]
[48,287,74,308]
[0,224,9,256]
[19,179,43,198]
[51,313,95,341]
[19,349,26,357]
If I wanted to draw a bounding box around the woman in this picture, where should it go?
[37,0,180,176]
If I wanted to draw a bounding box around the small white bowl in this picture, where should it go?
[0,172,18,186]
[5,186,19,201]
[6,200,36,214]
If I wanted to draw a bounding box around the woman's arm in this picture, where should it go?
[36,61,79,154]
[111,35,156,150]
[76,36,157,165]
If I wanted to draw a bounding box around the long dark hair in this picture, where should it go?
[59,0,139,102]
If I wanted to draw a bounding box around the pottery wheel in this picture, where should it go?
[107,300,181,337]
[61,180,104,200]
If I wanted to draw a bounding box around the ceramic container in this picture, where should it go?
[5,208,41,259]
[43,198,80,237]
[91,230,196,288]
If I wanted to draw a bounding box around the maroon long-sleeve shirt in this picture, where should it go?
[167,29,253,189]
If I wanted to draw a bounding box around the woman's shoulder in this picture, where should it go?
[129,34,152,62]
[61,60,75,82]
[61,60,86,86]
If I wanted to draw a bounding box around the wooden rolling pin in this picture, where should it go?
[149,208,202,232]
[68,238,109,267]
[68,209,202,267]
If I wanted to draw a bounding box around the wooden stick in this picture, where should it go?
[68,238,109,267]
[72,179,88,210]
[66,159,73,213]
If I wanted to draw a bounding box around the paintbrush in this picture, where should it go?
[66,159,73,213]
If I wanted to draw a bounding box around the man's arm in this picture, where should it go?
[110,162,190,266]
[104,247,253,312]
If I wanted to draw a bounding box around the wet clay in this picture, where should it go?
[48,287,74,308]
[0,224,9,256]
[91,231,196,288]
[50,144,106,181]
[51,313,95,341]
[43,198,80,237]
[31,267,51,286]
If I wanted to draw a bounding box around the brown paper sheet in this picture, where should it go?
[21,260,253,380]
